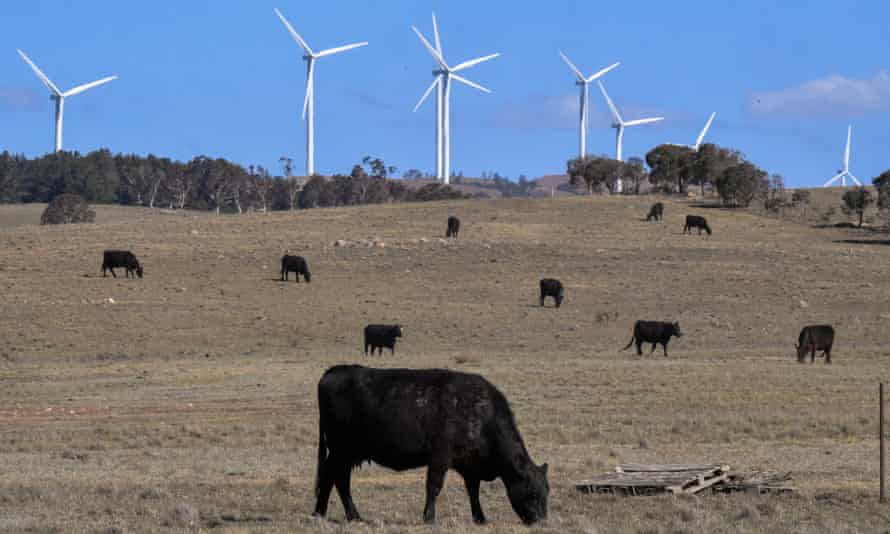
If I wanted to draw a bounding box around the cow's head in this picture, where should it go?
[672,322,683,337]
[505,462,549,525]
[304,270,311,283]
[704,224,712,235]
[135,263,144,278]
[395,325,403,338]
[795,343,806,362]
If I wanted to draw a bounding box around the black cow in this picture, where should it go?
[364,324,403,356]
[796,325,835,364]
[622,320,684,357]
[646,202,664,221]
[101,250,143,278]
[446,216,461,238]
[683,215,711,235]
[539,278,564,308]
[313,365,549,524]
[281,255,311,282]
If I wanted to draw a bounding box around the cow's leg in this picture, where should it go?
[423,463,448,523]
[825,346,832,364]
[110,268,117,278]
[540,293,545,307]
[649,342,657,355]
[463,476,486,524]
[662,342,669,357]
[313,456,338,518]
[364,342,369,356]
[811,346,816,363]
[334,464,361,521]
[636,340,643,356]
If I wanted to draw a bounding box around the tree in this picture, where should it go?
[622,157,648,195]
[715,161,768,207]
[249,165,273,213]
[567,156,622,195]
[646,144,696,194]
[762,174,788,214]
[163,161,192,209]
[692,144,742,195]
[841,187,873,228]
[40,194,95,225]
[874,170,890,228]
[0,151,21,202]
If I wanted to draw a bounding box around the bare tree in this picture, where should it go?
[250,165,273,213]
[164,164,192,209]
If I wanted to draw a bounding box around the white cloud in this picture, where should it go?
[749,71,890,117]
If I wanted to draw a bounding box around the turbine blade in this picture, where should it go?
[63,75,117,97]
[823,172,844,187]
[431,12,442,56]
[847,173,861,185]
[17,49,62,95]
[624,117,664,126]
[844,125,852,170]
[302,61,314,119]
[452,73,491,93]
[585,61,620,83]
[412,26,448,69]
[413,76,440,112]
[694,111,716,149]
[452,53,499,73]
[559,51,585,81]
[316,42,368,57]
[597,81,621,123]
[274,8,313,55]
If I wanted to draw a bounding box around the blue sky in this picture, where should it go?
[1,1,889,187]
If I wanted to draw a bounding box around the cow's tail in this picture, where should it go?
[314,412,328,498]
[622,335,635,351]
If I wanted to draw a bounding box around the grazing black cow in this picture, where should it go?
[364,324,403,356]
[683,215,711,235]
[646,202,664,221]
[539,278,564,308]
[101,250,143,279]
[313,365,549,524]
[796,325,835,364]
[622,320,684,357]
[446,216,461,238]
[281,255,311,282]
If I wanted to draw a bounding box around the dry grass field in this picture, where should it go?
[2,195,890,533]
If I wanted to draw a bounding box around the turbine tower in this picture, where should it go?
[558,51,619,158]
[412,14,499,184]
[597,81,663,193]
[824,125,861,187]
[17,50,117,153]
[274,8,367,177]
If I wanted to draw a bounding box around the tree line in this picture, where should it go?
[0,151,468,212]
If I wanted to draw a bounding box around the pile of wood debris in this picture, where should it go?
[575,464,793,496]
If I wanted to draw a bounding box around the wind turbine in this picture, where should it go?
[558,51,619,158]
[597,81,663,193]
[274,8,367,177]
[823,125,861,187]
[17,49,117,153]
[412,14,499,184]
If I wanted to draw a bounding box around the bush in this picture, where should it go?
[715,162,768,207]
[40,194,95,225]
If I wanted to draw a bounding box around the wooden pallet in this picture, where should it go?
[575,463,731,496]
[712,471,794,495]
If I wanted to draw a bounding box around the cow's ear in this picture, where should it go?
[794,343,799,349]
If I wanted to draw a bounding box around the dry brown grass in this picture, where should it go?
[2,195,890,532]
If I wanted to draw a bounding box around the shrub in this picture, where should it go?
[841,187,873,228]
[40,194,95,225]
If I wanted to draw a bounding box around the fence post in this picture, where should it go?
[882,382,886,503]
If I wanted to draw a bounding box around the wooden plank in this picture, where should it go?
[618,464,728,473]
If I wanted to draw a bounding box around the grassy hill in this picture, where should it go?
[0,196,888,532]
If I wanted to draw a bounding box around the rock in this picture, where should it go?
[799,299,809,309]
[334,239,348,247]
[105,297,116,304]
[190,229,199,235]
